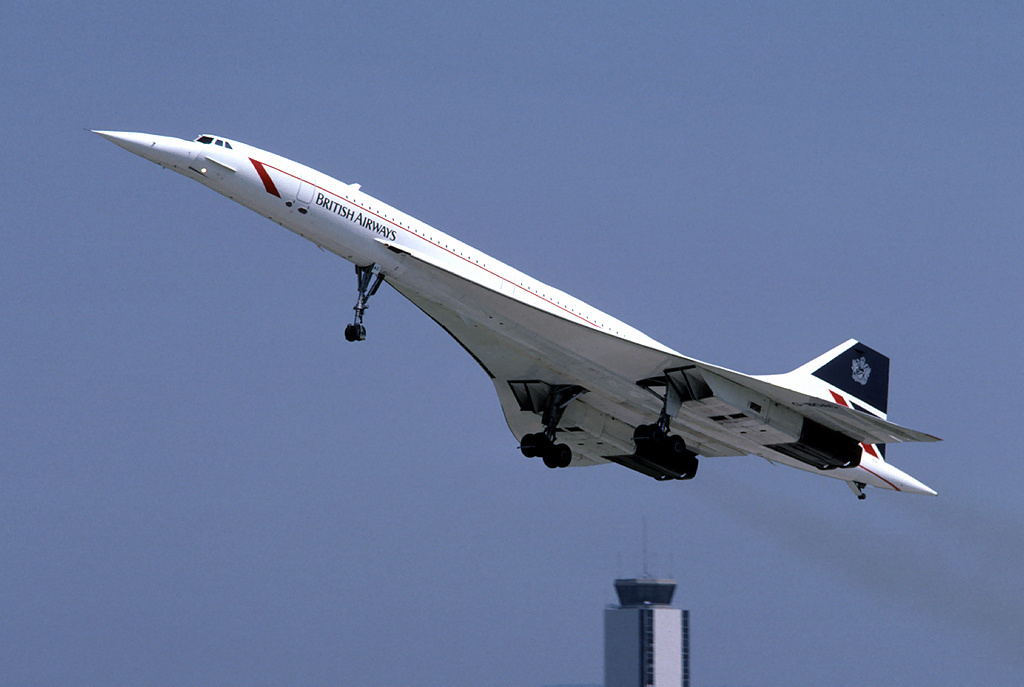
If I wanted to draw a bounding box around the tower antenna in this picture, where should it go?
[642,516,650,578]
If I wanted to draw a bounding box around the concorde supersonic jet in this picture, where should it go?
[94,131,939,499]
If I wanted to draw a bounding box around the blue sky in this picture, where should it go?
[3,2,1022,685]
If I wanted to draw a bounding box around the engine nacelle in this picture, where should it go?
[767,419,862,470]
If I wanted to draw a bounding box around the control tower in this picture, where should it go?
[604,578,690,687]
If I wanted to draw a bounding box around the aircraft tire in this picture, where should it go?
[665,434,688,457]
[633,424,665,452]
[541,443,572,469]
[555,443,572,468]
[344,324,366,342]
[520,432,548,458]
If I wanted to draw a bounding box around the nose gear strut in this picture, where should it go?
[345,263,385,342]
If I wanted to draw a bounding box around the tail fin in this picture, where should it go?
[763,339,937,450]
[790,339,890,418]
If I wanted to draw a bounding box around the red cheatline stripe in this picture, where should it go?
[859,463,900,491]
[249,158,281,198]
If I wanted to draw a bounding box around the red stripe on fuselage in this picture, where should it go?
[249,158,281,198]
[858,463,900,490]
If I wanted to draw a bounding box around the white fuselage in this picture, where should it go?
[190,136,672,349]
[95,131,937,497]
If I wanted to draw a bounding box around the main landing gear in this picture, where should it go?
[516,384,586,469]
[632,422,699,480]
[629,368,700,480]
[344,263,385,342]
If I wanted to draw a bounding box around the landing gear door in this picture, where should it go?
[293,175,316,215]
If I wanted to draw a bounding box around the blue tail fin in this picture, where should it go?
[803,339,890,416]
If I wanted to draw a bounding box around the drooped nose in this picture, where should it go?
[92,130,197,172]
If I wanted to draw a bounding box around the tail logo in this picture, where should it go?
[852,357,872,386]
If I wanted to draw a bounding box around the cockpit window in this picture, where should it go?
[195,135,233,149]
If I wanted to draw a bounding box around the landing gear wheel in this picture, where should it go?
[633,423,665,450]
[520,432,549,459]
[555,443,572,468]
[663,435,698,480]
[542,444,572,469]
[665,434,688,458]
[344,323,366,342]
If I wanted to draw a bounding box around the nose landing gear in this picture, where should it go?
[345,263,385,342]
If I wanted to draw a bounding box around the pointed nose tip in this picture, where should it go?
[91,130,159,157]
[92,130,197,172]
